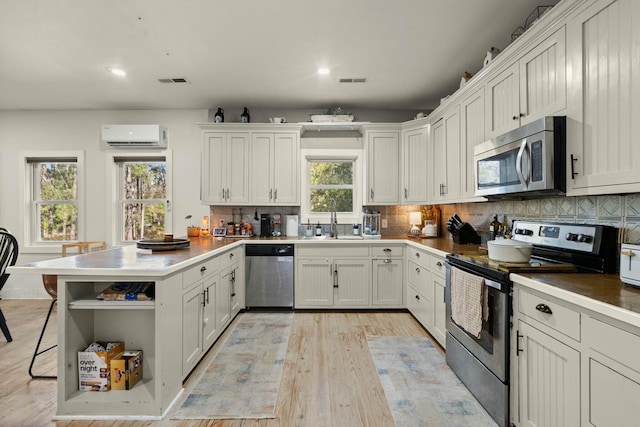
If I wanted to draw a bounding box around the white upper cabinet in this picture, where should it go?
[202,132,250,204]
[567,0,640,195]
[400,122,429,204]
[365,128,400,205]
[430,106,461,203]
[250,132,300,205]
[485,26,567,139]
[460,87,486,200]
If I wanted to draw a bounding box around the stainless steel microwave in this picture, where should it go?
[474,116,566,198]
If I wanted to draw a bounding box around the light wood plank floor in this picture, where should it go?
[0,300,441,427]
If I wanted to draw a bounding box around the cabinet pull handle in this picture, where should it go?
[416,267,420,273]
[383,248,392,252]
[535,303,553,314]
[436,261,443,267]
[404,188,408,199]
[202,289,207,307]
[274,188,277,200]
[269,188,272,200]
[383,259,392,264]
[516,330,523,355]
[570,154,578,179]
[333,264,338,288]
[200,266,207,273]
[370,188,374,200]
[513,115,519,121]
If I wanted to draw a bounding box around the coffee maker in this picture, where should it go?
[260,214,271,237]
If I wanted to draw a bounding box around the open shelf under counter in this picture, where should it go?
[68,299,156,310]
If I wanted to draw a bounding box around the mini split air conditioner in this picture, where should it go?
[101,124,168,149]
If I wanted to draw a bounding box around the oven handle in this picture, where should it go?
[515,138,529,189]
[445,261,506,292]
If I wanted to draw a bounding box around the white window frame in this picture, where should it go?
[18,151,85,253]
[300,148,363,224]
[107,150,173,247]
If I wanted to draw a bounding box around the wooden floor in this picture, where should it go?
[0,300,440,427]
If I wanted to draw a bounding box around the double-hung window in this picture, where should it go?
[300,149,362,224]
[110,153,172,245]
[20,151,85,251]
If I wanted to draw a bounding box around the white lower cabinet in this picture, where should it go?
[405,246,446,347]
[296,258,370,308]
[372,245,404,307]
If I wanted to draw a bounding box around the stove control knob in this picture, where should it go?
[577,234,592,243]
[565,233,578,241]
[514,228,533,236]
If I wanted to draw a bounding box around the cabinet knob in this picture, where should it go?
[436,261,443,267]
[535,303,553,314]
[415,252,420,258]
[415,295,420,300]
[383,248,392,252]
[416,267,420,273]
[200,266,207,272]
[383,259,392,264]
[229,253,234,259]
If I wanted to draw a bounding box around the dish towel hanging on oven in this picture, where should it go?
[450,266,489,338]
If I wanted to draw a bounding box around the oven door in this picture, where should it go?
[445,261,510,382]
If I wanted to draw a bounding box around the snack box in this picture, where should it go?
[78,341,124,391]
[110,350,143,390]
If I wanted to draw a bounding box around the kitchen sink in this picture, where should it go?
[300,235,363,240]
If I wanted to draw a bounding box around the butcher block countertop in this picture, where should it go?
[511,272,640,328]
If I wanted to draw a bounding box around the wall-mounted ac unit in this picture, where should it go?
[101,124,168,149]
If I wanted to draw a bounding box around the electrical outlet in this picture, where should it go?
[381,218,388,228]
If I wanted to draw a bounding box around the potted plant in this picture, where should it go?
[185,215,200,237]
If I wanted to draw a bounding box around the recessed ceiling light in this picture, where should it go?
[317,68,330,75]
[107,67,127,77]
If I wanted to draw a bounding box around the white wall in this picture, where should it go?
[0,109,209,298]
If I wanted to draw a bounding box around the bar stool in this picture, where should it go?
[29,241,106,379]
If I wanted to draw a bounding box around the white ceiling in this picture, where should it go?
[0,0,559,112]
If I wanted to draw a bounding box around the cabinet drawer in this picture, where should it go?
[371,245,404,258]
[183,256,219,289]
[407,248,430,270]
[296,245,369,258]
[518,288,580,341]
[220,247,242,269]
[407,284,432,329]
[584,315,640,375]
[407,261,432,298]
[429,255,446,277]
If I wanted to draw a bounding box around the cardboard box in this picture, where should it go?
[78,341,124,391]
[110,350,143,390]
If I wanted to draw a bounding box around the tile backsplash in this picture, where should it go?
[209,193,640,244]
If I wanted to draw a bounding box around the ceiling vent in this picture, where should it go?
[158,78,190,83]
[338,77,367,84]
[101,125,168,149]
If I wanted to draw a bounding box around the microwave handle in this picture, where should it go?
[515,139,529,188]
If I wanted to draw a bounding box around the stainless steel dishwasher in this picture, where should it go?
[245,244,294,309]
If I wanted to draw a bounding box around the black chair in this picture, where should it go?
[0,230,19,342]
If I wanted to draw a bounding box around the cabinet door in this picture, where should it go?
[295,259,333,307]
[432,274,446,348]
[216,268,231,329]
[182,285,203,376]
[407,285,431,331]
[367,132,400,204]
[517,320,580,427]
[372,259,404,307]
[460,87,486,199]
[519,26,566,125]
[567,0,640,195]
[272,133,299,204]
[229,264,241,316]
[334,259,370,307]
[202,133,226,203]
[401,126,429,203]
[431,107,461,202]
[250,133,273,205]
[485,62,520,139]
[202,277,218,350]
[226,133,250,204]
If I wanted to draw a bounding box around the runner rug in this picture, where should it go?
[367,336,497,427]
[172,311,293,419]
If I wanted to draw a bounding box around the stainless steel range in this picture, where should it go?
[445,220,618,427]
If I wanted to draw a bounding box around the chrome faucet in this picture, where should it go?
[330,198,338,238]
